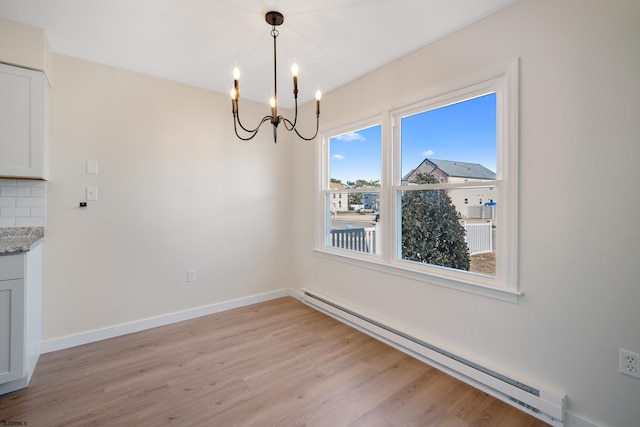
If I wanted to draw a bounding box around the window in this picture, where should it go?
[317,61,519,300]
[322,123,381,255]
[396,93,498,276]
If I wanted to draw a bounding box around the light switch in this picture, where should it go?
[87,160,99,175]
[86,186,98,201]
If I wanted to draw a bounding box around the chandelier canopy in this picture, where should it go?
[230,11,321,143]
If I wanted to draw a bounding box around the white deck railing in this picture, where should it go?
[330,227,376,254]
[330,221,492,257]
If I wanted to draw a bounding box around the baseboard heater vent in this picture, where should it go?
[300,288,565,427]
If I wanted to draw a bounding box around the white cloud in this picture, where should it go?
[420,150,434,157]
[332,154,346,160]
[335,132,365,142]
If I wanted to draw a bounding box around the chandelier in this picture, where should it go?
[230,11,321,143]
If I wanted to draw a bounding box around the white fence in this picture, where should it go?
[330,227,376,254]
[468,205,495,220]
[462,220,493,255]
[330,222,492,257]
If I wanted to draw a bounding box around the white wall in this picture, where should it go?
[291,0,640,426]
[44,54,293,340]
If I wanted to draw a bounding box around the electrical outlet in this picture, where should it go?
[187,270,197,283]
[619,349,640,379]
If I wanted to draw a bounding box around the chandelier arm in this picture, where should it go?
[282,116,294,131]
[233,115,272,140]
[281,115,320,141]
[233,117,260,141]
[233,119,259,141]
[235,104,272,133]
[234,100,258,133]
[282,97,299,131]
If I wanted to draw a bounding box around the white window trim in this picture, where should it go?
[315,59,520,303]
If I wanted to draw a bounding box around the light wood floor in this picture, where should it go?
[0,297,547,426]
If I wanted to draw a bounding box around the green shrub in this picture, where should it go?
[401,173,470,270]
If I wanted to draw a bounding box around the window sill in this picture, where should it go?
[313,248,521,304]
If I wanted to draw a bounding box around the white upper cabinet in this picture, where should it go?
[0,63,49,180]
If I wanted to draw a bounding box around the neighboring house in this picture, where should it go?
[403,158,497,219]
[330,182,380,212]
[363,193,379,211]
[329,181,349,212]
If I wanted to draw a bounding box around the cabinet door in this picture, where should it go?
[0,278,25,384]
[0,63,48,179]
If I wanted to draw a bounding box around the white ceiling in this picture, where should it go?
[0,0,519,108]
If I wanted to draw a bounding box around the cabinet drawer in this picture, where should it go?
[0,254,25,281]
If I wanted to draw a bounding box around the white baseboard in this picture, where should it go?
[565,412,600,427]
[40,288,297,354]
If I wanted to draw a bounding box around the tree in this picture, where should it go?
[401,173,470,270]
[345,179,380,188]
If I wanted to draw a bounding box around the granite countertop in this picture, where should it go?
[0,227,45,254]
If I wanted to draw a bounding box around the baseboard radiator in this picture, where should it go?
[300,288,565,427]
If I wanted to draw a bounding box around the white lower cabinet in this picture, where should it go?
[0,245,42,394]
[0,278,25,384]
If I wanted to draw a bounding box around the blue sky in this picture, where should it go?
[329,93,496,183]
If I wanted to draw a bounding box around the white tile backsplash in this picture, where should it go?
[16,217,45,227]
[16,196,45,207]
[17,179,44,187]
[30,206,45,217]
[0,186,30,197]
[1,207,30,217]
[30,186,46,197]
[0,180,46,228]
[0,218,16,228]
[0,197,15,207]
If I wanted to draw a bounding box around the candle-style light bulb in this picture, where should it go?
[233,67,240,99]
[315,89,321,115]
[291,63,299,97]
[270,97,276,117]
[230,88,238,114]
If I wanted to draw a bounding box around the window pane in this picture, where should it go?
[329,125,381,187]
[399,187,496,276]
[401,93,496,185]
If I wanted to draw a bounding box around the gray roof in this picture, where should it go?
[405,158,496,180]
[428,159,496,179]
